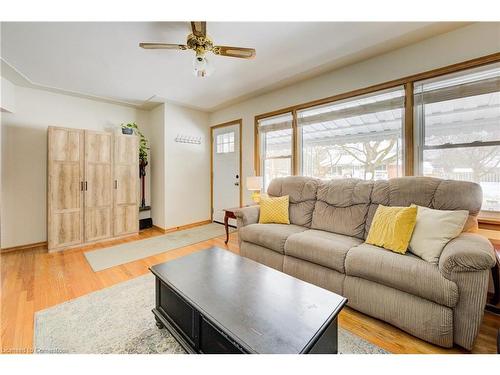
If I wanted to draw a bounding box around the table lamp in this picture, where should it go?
[246,176,263,203]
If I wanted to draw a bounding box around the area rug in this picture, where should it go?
[34,274,387,354]
[84,223,234,272]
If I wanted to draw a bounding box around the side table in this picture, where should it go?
[479,228,500,314]
[222,207,238,244]
[490,245,500,307]
[222,205,258,244]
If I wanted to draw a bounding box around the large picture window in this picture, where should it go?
[297,87,405,180]
[257,113,293,190]
[414,63,500,212]
[255,55,500,218]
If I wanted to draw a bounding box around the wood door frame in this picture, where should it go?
[210,119,243,221]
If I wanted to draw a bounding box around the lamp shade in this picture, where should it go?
[246,176,263,191]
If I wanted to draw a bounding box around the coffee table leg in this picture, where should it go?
[224,213,229,244]
[155,316,165,329]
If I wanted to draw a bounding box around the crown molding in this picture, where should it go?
[1,58,164,110]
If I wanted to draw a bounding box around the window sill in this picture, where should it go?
[478,216,500,231]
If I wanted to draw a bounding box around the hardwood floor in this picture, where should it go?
[1,227,499,354]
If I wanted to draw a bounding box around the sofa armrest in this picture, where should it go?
[234,206,260,228]
[439,233,495,278]
[438,233,495,349]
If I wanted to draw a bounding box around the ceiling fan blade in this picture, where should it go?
[190,21,206,37]
[212,46,256,59]
[139,43,188,50]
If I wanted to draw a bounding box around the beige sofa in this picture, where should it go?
[235,176,496,350]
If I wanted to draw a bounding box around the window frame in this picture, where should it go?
[413,64,500,214]
[296,85,406,180]
[254,52,500,223]
[215,131,235,154]
[256,112,294,189]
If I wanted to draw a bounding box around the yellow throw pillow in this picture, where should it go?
[366,205,417,254]
[259,195,290,224]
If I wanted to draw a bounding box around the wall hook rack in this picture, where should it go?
[175,134,202,144]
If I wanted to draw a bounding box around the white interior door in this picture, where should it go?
[212,124,240,225]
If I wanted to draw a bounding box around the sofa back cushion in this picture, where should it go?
[311,179,373,239]
[364,177,482,238]
[266,176,482,239]
[267,176,319,227]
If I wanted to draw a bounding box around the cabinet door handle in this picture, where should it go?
[85,181,88,191]
[81,181,84,191]
[114,180,118,189]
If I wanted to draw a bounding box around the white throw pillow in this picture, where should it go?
[409,205,468,264]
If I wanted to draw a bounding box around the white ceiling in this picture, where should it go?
[0,22,468,111]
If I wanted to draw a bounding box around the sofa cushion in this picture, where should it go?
[258,195,290,224]
[267,176,319,227]
[239,223,307,254]
[409,205,468,264]
[311,179,373,239]
[365,205,417,254]
[365,177,482,238]
[285,230,363,273]
[345,243,459,307]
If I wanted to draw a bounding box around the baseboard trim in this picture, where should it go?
[2,220,214,253]
[48,232,140,253]
[154,219,213,234]
[1,241,48,254]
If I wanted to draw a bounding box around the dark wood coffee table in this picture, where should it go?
[150,247,347,354]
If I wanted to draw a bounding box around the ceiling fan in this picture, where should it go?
[139,21,256,78]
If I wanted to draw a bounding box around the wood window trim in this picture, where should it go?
[404,82,414,176]
[253,52,500,225]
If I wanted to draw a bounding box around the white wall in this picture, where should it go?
[1,81,211,247]
[164,103,210,228]
[141,102,211,230]
[209,22,500,205]
[3,22,499,247]
[1,77,16,113]
[145,104,166,229]
[1,83,149,248]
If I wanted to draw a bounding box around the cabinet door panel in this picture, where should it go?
[52,163,81,210]
[115,135,137,165]
[48,127,84,250]
[86,164,112,207]
[114,135,139,236]
[52,129,81,162]
[85,131,113,242]
[114,203,138,235]
[52,212,82,246]
[85,207,112,241]
[115,165,136,204]
[86,132,112,163]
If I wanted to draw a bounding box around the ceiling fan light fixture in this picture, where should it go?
[140,21,256,77]
[192,55,213,78]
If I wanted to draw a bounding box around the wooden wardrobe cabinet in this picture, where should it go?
[113,134,140,237]
[48,127,139,252]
